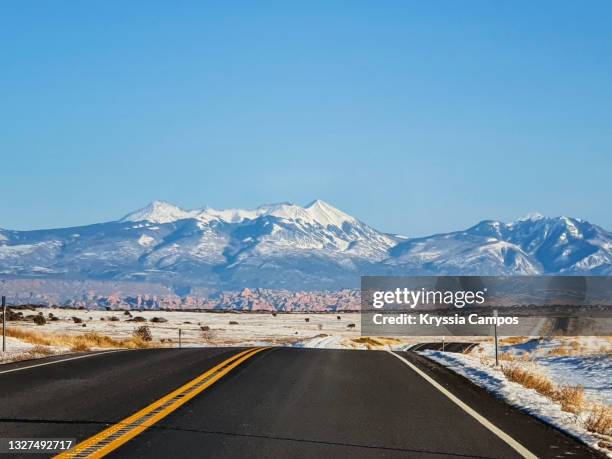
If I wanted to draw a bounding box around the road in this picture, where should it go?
[0,347,602,458]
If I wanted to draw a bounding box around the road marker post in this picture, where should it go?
[493,309,499,366]
[178,328,182,349]
[2,296,5,353]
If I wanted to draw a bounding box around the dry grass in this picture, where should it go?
[552,385,585,414]
[350,337,403,349]
[7,327,150,350]
[547,338,612,357]
[70,342,91,352]
[548,346,571,356]
[498,352,532,362]
[501,363,556,397]
[501,363,588,415]
[25,344,55,358]
[500,336,529,346]
[584,405,612,437]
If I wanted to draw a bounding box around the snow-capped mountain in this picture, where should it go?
[386,214,612,276]
[120,201,198,223]
[0,202,610,291]
[0,200,399,290]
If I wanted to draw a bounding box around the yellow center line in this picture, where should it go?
[55,347,268,459]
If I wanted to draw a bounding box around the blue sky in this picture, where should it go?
[1,1,611,236]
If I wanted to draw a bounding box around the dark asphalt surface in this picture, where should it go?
[0,348,603,459]
[406,342,478,353]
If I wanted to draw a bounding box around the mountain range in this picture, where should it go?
[1,200,610,293]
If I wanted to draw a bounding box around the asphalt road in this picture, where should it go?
[0,348,603,459]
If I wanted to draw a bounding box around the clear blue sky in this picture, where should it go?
[1,1,611,236]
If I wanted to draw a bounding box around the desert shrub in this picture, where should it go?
[200,325,210,331]
[304,317,310,322]
[151,317,168,323]
[347,323,356,328]
[33,315,46,326]
[72,317,83,324]
[229,321,238,325]
[201,328,214,341]
[337,316,341,320]
[133,325,152,342]
[109,316,119,322]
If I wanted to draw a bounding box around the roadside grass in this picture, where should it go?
[25,344,55,358]
[0,343,57,365]
[7,327,150,351]
[585,406,612,437]
[499,352,532,362]
[500,361,612,438]
[351,337,404,349]
[499,336,529,346]
[500,363,557,399]
[547,338,612,357]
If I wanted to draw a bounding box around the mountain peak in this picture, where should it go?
[304,199,355,226]
[516,212,545,222]
[202,200,357,227]
[120,201,194,224]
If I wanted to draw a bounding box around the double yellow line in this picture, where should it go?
[55,347,268,459]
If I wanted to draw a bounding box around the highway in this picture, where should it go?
[0,348,602,458]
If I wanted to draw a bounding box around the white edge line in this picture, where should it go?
[0,349,128,375]
[386,350,537,459]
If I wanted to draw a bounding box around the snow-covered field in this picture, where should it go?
[2,308,435,352]
[2,308,486,361]
[4,307,494,351]
[421,337,612,456]
[3,308,362,349]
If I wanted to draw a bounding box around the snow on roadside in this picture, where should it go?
[0,336,63,364]
[420,349,611,457]
[296,335,346,348]
[487,337,612,404]
[294,335,417,350]
[539,355,612,405]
